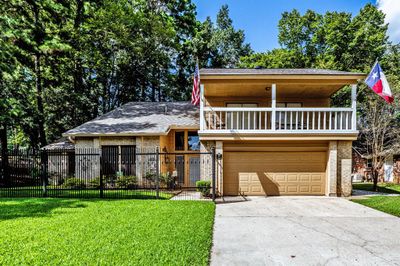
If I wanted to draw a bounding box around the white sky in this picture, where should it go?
[377,0,400,43]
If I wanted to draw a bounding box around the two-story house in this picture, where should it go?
[198,68,364,197]
[59,68,365,197]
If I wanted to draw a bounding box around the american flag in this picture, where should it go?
[191,62,200,106]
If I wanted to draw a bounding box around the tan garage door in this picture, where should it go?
[223,151,326,196]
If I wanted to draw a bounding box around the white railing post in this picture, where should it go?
[200,84,205,131]
[271,84,276,130]
[351,84,357,130]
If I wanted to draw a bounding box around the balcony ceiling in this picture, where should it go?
[203,81,353,98]
[201,69,365,98]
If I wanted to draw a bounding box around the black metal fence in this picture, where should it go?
[0,148,216,200]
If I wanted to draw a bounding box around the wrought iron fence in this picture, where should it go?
[0,148,216,200]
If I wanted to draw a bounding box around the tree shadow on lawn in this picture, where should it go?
[0,198,89,221]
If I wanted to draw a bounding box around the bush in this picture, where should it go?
[159,173,175,188]
[144,172,156,183]
[88,177,101,189]
[116,175,138,189]
[64,177,86,189]
[196,180,211,197]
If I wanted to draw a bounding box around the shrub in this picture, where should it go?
[64,177,86,189]
[88,177,101,189]
[144,172,156,182]
[196,180,211,197]
[159,173,175,188]
[116,175,138,189]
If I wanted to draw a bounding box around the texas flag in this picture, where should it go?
[365,62,394,103]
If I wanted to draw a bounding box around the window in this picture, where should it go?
[175,131,185,151]
[102,145,136,176]
[226,103,258,130]
[120,146,136,175]
[188,131,200,151]
[102,146,119,175]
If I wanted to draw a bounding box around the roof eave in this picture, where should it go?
[200,73,366,80]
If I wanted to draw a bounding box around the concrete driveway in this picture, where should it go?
[211,197,400,266]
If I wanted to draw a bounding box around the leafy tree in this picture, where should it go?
[208,5,252,68]
[1,1,251,148]
[242,3,389,72]
[356,88,400,190]
[240,3,400,189]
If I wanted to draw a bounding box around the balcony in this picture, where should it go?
[200,107,356,133]
[199,83,358,135]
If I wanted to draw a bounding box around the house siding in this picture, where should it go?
[74,137,100,179]
[135,137,160,181]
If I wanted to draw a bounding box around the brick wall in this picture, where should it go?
[200,141,215,183]
[337,140,352,197]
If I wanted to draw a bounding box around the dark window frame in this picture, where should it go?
[174,131,185,151]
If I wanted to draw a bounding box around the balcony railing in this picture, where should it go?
[200,107,356,133]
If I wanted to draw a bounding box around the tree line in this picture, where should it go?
[1,0,251,149]
[1,1,399,184]
[239,4,400,188]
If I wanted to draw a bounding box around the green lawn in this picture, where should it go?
[352,196,400,217]
[0,198,215,265]
[0,187,174,199]
[352,182,400,194]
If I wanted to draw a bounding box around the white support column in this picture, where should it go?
[271,84,276,130]
[200,84,205,131]
[351,84,357,130]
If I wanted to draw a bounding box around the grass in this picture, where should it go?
[352,196,400,217]
[352,182,400,194]
[0,198,215,265]
[0,186,174,199]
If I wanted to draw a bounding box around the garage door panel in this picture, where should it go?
[312,185,323,193]
[299,174,311,182]
[299,186,310,193]
[287,185,298,193]
[274,174,286,182]
[287,174,298,182]
[239,174,250,182]
[311,174,323,182]
[223,151,326,196]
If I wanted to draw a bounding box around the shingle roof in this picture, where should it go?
[42,137,75,150]
[200,68,365,76]
[63,102,199,136]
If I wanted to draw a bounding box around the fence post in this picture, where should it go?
[156,147,160,199]
[40,150,48,197]
[211,147,216,201]
[99,149,104,198]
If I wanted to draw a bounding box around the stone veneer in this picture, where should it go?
[327,141,338,196]
[337,140,352,197]
[200,140,215,183]
[134,137,159,180]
